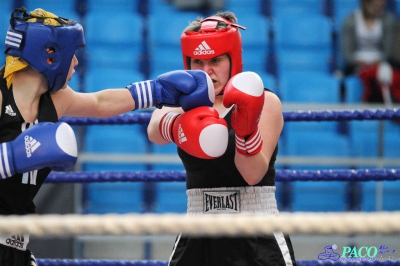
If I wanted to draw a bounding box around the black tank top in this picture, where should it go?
[0,68,58,215]
[179,89,278,190]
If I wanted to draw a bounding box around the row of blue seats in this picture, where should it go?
[2,0,398,20]
[0,0,370,91]
[0,0,360,77]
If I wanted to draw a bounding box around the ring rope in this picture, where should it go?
[46,169,400,183]
[1,212,399,237]
[59,108,400,125]
[34,259,400,266]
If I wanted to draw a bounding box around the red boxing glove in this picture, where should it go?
[159,106,229,159]
[223,71,265,156]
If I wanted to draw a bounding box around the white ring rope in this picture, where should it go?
[2,212,399,237]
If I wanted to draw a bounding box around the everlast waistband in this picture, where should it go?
[187,186,279,215]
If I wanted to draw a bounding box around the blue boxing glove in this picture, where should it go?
[127,70,214,111]
[179,70,215,111]
[0,122,77,179]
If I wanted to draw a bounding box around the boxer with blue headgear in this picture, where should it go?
[5,7,85,92]
[0,7,214,266]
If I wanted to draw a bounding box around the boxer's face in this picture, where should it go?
[190,54,230,95]
[61,55,79,90]
[67,55,79,81]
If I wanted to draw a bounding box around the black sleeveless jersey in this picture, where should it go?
[0,68,58,215]
[178,89,278,189]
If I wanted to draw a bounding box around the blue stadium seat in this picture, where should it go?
[147,0,178,15]
[24,0,79,19]
[84,68,145,93]
[84,182,145,214]
[149,144,187,214]
[0,7,10,65]
[285,132,350,163]
[154,182,187,213]
[343,75,363,103]
[149,143,185,171]
[291,181,347,212]
[361,181,400,211]
[279,71,340,103]
[348,121,381,159]
[85,11,143,48]
[332,0,361,71]
[276,50,333,75]
[148,47,184,78]
[0,0,11,11]
[84,11,143,72]
[274,14,332,50]
[383,121,400,160]
[381,181,400,210]
[270,0,325,17]
[147,11,202,76]
[333,0,359,30]
[148,12,202,47]
[82,120,150,214]
[360,182,377,212]
[273,14,333,75]
[283,120,350,169]
[284,125,350,212]
[84,124,149,153]
[82,121,150,214]
[240,14,270,73]
[87,0,139,13]
[225,0,263,16]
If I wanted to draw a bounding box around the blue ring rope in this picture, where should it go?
[46,169,400,183]
[36,259,400,266]
[59,108,400,125]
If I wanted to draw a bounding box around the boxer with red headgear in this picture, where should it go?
[147,11,296,266]
[0,7,213,265]
[181,16,245,81]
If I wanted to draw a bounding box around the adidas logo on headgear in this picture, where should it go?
[194,41,215,55]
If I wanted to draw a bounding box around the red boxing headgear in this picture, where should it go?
[180,16,246,78]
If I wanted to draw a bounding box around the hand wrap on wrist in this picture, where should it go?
[235,127,263,156]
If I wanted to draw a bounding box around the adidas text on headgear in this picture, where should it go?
[180,16,246,79]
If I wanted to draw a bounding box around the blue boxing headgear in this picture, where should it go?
[4,7,86,92]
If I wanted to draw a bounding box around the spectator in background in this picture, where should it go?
[341,0,396,103]
[386,17,400,103]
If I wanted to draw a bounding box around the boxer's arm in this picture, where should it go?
[52,86,135,118]
[53,70,214,118]
[147,107,183,145]
[235,92,283,185]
